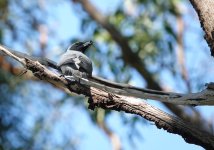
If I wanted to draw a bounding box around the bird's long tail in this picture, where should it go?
[0,45,177,98]
[90,76,173,95]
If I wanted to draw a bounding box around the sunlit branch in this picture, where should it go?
[0,44,214,149]
[73,0,212,132]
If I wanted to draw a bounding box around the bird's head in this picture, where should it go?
[67,41,93,53]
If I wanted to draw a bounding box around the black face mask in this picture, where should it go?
[69,41,93,53]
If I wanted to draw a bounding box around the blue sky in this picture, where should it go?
[46,0,208,150]
[9,0,211,149]
[44,1,208,150]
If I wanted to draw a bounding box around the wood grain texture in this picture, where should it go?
[1,45,214,149]
[189,0,214,56]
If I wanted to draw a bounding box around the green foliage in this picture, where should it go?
[0,0,199,149]
[80,0,181,81]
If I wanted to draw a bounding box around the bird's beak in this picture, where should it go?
[81,41,93,53]
[83,41,93,47]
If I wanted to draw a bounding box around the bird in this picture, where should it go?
[0,41,93,79]
[57,41,93,80]
[0,42,176,98]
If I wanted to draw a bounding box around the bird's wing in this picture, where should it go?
[58,53,77,66]
[58,51,92,75]
[77,55,93,74]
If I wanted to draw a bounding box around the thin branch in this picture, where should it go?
[73,0,212,132]
[1,44,214,149]
[176,15,191,91]
[0,44,26,65]
[96,109,121,150]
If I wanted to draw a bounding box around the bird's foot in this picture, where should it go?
[59,74,65,78]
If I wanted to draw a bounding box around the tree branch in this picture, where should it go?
[176,15,191,91]
[1,44,214,106]
[189,0,214,56]
[1,45,214,149]
[73,0,213,132]
[91,76,214,106]
[96,109,121,150]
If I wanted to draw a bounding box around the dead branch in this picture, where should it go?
[2,44,214,106]
[73,0,212,133]
[1,45,214,149]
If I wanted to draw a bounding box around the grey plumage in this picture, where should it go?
[58,50,92,76]
[57,41,93,78]
[0,41,93,79]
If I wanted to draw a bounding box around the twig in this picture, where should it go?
[0,44,26,65]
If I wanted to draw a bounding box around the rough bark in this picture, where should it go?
[1,44,214,149]
[189,0,214,56]
[73,0,213,132]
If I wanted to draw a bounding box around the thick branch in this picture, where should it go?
[73,0,211,131]
[189,0,214,56]
[90,90,214,150]
[1,44,214,106]
[1,45,214,149]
